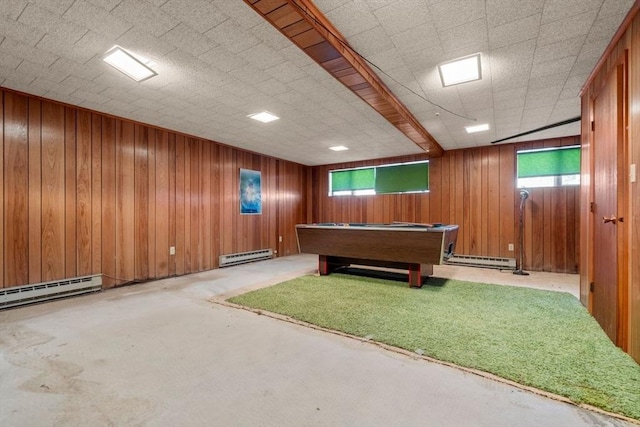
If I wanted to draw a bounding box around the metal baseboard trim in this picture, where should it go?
[219,249,273,267]
[0,275,102,309]
[445,254,516,270]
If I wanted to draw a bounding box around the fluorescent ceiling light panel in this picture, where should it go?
[248,112,280,123]
[438,54,481,87]
[329,145,349,151]
[465,123,490,133]
[103,46,157,82]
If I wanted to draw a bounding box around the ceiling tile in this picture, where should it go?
[538,10,597,46]
[238,43,285,70]
[111,0,179,37]
[533,35,584,64]
[161,23,216,56]
[0,18,46,47]
[541,0,602,24]
[429,0,486,32]
[160,0,228,33]
[530,56,575,79]
[587,11,630,42]
[116,27,177,58]
[204,19,261,54]
[323,1,379,38]
[1,37,59,67]
[488,13,540,49]
[18,3,87,44]
[486,0,543,27]
[347,26,396,57]
[0,1,28,20]
[439,18,488,53]
[63,0,132,39]
[390,22,439,55]
[373,0,432,35]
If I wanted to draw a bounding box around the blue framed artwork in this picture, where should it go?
[239,168,262,215]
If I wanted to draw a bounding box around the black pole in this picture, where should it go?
[491,116,581,144]
[513,190,529,276]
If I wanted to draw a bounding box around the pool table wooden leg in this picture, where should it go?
[408,263,433,287]
[318,255,347,275]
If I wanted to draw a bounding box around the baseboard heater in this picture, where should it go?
[0,275,102,310]
[219,249,273,268]
[445,254,516,270]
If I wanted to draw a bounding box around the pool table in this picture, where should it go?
[295,222,459,287]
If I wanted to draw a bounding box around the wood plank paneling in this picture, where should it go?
[628,9,640,363]
[0,88,307,293]
[41,102,66,282]
[65,107,77,279]
[4,92,29,286]
[115,121,135,282]
[175,134,186,275]
[155,129,170,277]
[189,137,200,271]
[91,114,102,275]
[310,137,580,273]
[28,98,42,283]
[201,139,213,271]
[168,133,176,276]
[148,128,156,279]
[134,124,149,280]
[498,145,515,259]
[76,110,92,277]
[486,147,500,255]
[0,92,4,287]
[210,145,221,267]
[101,116,116,287]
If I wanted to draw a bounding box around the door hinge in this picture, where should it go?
[590,202,595,213]
[591,121,595,131]
[590,282,595,292]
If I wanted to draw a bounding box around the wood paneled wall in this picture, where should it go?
[580,4,640,362]
[311,137,580,273]
[0,88,307,289]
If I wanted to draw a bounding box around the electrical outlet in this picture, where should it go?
[169,246,175,255]
[508,243,514,251]
[278,235,282,242]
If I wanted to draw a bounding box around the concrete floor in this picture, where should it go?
[0,255,633,426]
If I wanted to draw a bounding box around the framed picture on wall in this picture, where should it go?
[239,168,262,215]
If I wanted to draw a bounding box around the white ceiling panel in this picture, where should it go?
[0,0,635,166]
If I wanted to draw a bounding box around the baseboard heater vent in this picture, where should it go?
[219,249,273,268]
[0,275,102,310]
[445,254,516,270]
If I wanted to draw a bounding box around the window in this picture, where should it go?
[329,161,429,196]
[516,146,580,188]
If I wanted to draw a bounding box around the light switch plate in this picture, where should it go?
[631,164,637,183]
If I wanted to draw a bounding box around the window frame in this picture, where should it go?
[328,160,430,197]
[516,145,581,189]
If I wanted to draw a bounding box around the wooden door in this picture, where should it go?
[591,63,625,345]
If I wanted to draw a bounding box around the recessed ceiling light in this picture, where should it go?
[329,145,349,151]
[103,46,157,82]
[248,111,280,123]
[438,53,481,87]
[465,123,490,133]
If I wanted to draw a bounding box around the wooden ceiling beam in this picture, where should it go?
[245,0,443,156]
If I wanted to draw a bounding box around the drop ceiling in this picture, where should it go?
[0,0,634,166]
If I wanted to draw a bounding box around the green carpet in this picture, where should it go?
[228,274,640,420]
